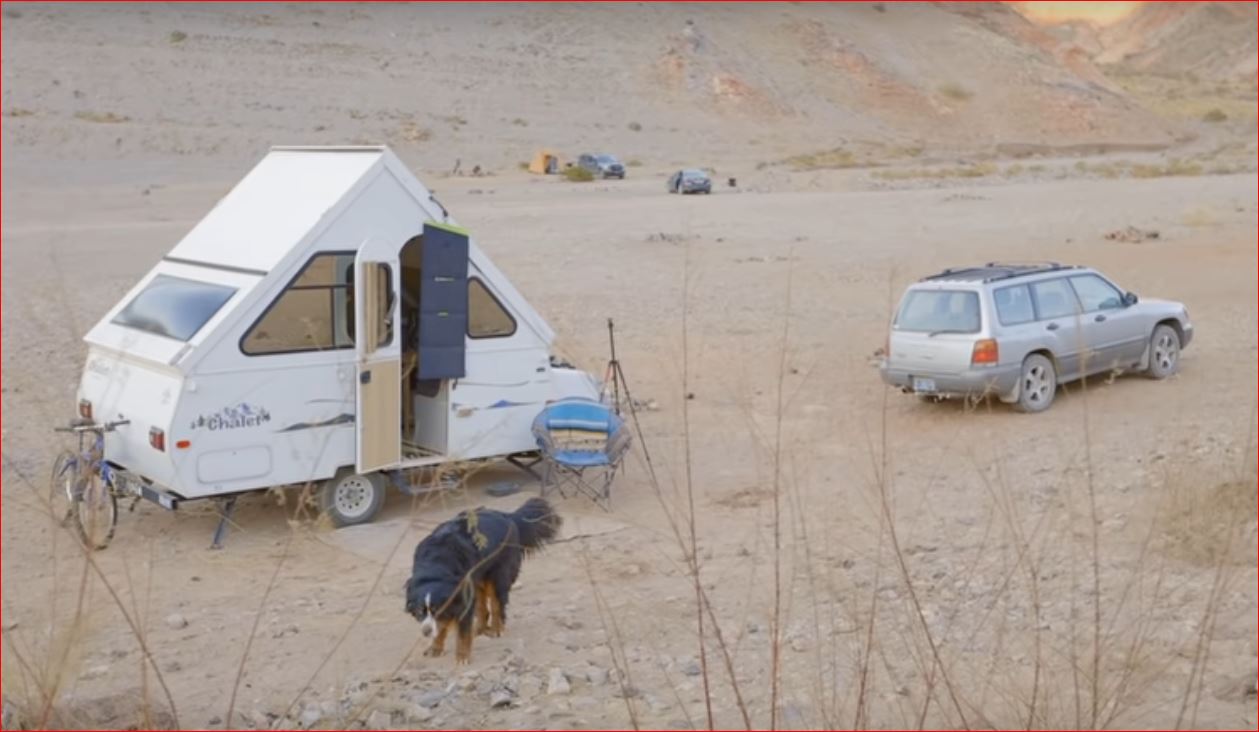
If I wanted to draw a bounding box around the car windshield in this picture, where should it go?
[112,274,237,342]
[895,289,981,334]
[595,155,617,164]
[682,170,706,179]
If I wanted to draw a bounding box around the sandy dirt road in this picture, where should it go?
[2,160,1255,729]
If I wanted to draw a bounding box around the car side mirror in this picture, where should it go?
[1122,291,1138,306]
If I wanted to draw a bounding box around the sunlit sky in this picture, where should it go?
[1009,1,1146,27]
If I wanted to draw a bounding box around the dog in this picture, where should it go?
[404,497,561,664]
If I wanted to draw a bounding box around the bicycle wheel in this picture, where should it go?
[48,450,78,529]
[72,472,118,551]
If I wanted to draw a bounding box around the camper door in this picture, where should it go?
[355,238,401,473]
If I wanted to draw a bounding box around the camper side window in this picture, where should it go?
[468,278,516,338]
[242,253,391,355]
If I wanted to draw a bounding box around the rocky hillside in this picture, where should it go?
[1,2,1186,174]
[1094,2,1258,80]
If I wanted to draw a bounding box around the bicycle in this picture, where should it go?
[50,418,130,551]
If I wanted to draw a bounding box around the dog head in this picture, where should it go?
[404,577,459,638]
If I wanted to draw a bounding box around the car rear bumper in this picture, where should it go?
[879,363,1021,399]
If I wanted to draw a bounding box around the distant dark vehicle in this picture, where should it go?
[577,153,626,179]
[667,168,712,194]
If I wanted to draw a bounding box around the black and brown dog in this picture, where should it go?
[404,497,561,664]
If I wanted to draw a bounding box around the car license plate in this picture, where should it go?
[912,377,937,393]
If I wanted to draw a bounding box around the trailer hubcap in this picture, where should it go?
[333,475,374,519]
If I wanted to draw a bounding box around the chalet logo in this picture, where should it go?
[191,402,271,431]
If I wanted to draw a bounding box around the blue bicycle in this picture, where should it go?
[50,418,129,551]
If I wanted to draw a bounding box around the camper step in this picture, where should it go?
[386,469,460,496]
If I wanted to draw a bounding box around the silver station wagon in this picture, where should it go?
[879,262,1193,413]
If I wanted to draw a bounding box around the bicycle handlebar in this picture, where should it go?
[54,419,130,434]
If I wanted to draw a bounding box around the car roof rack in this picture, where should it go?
[920,261,1079,284]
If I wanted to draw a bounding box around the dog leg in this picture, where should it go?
[454,618,474,665]
[423,620,452,657]
[485,587,505,638]
[475,580,492,637]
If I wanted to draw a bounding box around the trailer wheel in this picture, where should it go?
[319,468,385,528]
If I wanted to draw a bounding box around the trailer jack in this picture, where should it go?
[209,496,238,550]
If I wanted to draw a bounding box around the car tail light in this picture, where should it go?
[78,399,93,421]
[149,427,166,452]
[971,339,999,365]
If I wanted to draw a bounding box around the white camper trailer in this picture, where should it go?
[69,146,600,542]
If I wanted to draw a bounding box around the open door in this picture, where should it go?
[355,237,401,473]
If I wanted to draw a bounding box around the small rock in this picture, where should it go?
[789,635,808,653]
[163,660,182,673]
[457,670,479,692]
[165,613,188,630]
[500,673,521,694]
[584,665,609,686]
[207,715,222,726]
[680,658,702,676]
[613,684,641,699]
[2,619,18,632]
[366,709,392,729]
[746,622,761,634]
[547,668,571,696]
[404,704,433,724]
[490,688,515,708]
[297,704,322,728]
[272,624,300,639]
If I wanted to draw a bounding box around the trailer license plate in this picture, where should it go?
[913,377,937,393]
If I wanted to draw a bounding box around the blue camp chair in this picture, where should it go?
[531,397,632,510]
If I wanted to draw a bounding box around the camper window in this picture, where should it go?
[242,252,392,355]
[468,277,516,338]
[112,275,236,342]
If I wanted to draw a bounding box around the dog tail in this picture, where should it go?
[511,497,562,551]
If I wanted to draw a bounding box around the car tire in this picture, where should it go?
[1013,353,1057,413]
[319,468,385,527]
[1145,324,1181,379]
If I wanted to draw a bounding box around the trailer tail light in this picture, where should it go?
[175,440,191,450]
[78,399,93,421]
[149,427,166,452]
[971,339,999,366]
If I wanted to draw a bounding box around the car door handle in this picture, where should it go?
[1094,314,1106,322]
[1046,322,1059,331]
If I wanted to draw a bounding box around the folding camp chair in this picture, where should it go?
[531,397,632,510]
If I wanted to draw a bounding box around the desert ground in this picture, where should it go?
[2,3,1256,730]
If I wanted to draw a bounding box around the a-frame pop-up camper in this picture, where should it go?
[73,145,600,533]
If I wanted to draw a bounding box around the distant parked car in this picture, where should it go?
[667,168,712,194]
[878,262,1193,413]
[577,153,625,179]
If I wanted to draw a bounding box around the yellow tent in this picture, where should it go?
[528,149,562,175]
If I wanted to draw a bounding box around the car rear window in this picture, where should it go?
[112,275,237,342]
[895,289,980,334]
[994,284,1035,325]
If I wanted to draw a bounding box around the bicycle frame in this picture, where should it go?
[54,422,126,501]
